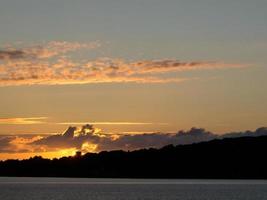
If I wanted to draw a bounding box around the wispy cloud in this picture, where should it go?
[0,41,100,60]
[57,121,168,125]
[0,117,47,125]
[0,41,247,86]
[0,116,167,126]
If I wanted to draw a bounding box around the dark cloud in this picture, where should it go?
[31,125,267,152]
[0,136,15,152]
[97,127,215,151]
[0,134,43,153]
[0,125,266,154]
[0,50,26,60]
[30,126,216,152]
[219,127,267,139]
[32,125,101,150]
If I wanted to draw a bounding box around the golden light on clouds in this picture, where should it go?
[57,148,77,157]
[0,0,266,164]
[0,148,78,161]
[0,124,266,161]
[81,142,98,153]
[0,117,47,125]
[0,41,247,86]
[0,117,168,126]
[58,122,166,125]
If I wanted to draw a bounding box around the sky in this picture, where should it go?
[0,0,266,159]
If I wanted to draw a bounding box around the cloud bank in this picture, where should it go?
[0,41,245,86]
[0,124,266,155]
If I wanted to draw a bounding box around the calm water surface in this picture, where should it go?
[0,177,267,200]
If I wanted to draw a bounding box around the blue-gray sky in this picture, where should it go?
[1,0,267,61]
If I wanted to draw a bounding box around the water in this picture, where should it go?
[0,177,267,200]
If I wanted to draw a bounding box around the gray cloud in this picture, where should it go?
[0,41,99,61]
[30,125,216,152]
[220,127,267,138]
[0,50,26,60]
[0,134,44,153]
[10,125,264,154]
[32,125,101,150]
[96,127,215,151]
[0,136,15,152]
[1,125,267,154]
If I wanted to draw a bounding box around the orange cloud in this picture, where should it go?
[0,148,77,160]
[0,42,247,86]
[0,41,100,60]
[57,121,167,125]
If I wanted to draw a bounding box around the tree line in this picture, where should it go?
[0,135,267,179]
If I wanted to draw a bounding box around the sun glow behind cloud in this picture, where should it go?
[0,148,78,160]
[0,41,255,160]
[0,124,266,160]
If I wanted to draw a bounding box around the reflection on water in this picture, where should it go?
[0,177,267,200]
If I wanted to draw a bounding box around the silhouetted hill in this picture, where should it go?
[1,135,267,179]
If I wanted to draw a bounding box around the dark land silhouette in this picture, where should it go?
[1,135,267,179]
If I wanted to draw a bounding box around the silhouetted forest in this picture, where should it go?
[1,136,267,179]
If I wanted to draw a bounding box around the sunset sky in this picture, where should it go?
[0,0,267,160]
